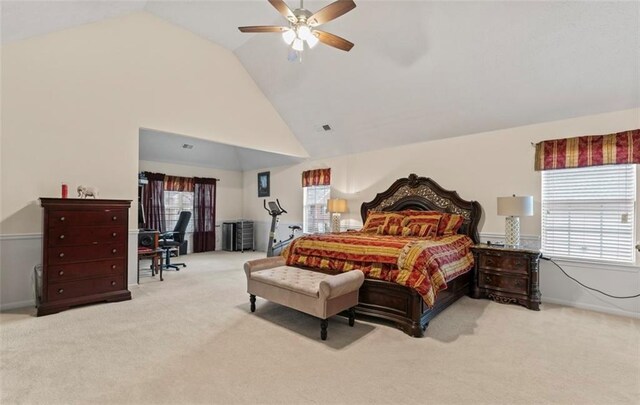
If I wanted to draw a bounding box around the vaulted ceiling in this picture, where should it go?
[3,1,639,161]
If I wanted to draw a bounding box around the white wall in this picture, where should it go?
[0,12,307,309]
[243,109,640,317]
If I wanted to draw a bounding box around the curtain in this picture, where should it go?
[301,168,331,187]
[164,175,194,192]
[534,129,640,171]
[142,172,166,232]
[193,177,217,252]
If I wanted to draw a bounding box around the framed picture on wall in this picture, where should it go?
[258,171,270,197]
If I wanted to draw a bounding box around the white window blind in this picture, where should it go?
[541,164,636,263]
[303,185,330,234]
[164,191,194,233]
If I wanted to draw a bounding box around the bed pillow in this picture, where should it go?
[401,213,441,239]
[362,212,405,233]
[438,213,464,236]
[376,224,413,237]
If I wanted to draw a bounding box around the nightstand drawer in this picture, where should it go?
[480,254,528,274]
[479,271,528,295]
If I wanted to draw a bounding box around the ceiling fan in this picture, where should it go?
[238,0,356,56]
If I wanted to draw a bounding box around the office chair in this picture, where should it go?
[159,211,192,271]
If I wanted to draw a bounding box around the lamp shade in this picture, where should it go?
[497,196,533,217]
[327,198,347,213]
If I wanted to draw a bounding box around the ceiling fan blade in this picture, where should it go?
[307,0,356,27]
[268,0,298,23]
[314,30,354,52]
[238,26,290,33]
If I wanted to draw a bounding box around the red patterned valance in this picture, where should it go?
[164,175,194,192]
[534,129,640,171]
[302,168,331,187]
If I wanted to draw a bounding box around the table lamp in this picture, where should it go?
[327,198,347,233]
[497,195,533,248]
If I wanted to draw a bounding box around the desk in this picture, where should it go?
[137,248,164,282]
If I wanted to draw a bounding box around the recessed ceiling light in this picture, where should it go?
[182,144,194,149]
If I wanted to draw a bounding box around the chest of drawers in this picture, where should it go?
[38,198,132,316]
[471,244,541,310]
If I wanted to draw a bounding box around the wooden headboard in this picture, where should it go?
[360,173,482,243]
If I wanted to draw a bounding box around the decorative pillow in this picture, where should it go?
[362,212,405,233]
[407,223,438,238]
[438,213,464,236]
[400,212,441,239]
[376,224,413,236]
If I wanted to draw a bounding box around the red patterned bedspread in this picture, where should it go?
[282,232,474,307]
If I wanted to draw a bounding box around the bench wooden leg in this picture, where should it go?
[348,307,355,327]
[321,319,328,340]
[249,294,256,312]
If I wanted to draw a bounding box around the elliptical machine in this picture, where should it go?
[264,199,301,257]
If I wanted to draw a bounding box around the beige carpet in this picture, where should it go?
[1,251,638,405]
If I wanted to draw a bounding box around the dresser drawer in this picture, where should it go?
[480,254,529,274]
[48,244,125,265]
[48,209,127,228]
[47,276,125,302]
[48,227,126,247]
[478,271,528,295]
[48,259,125,283]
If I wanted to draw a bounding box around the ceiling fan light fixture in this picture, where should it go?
[297,24,312,41]
[292,38,304,51]
[306,33,319,48]
[282,28,296,45]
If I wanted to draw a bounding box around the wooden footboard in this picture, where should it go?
[355,269,475,337]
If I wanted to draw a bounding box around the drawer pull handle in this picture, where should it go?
[57,289,64,294]
[59,253,65,258]
[60,216,65,221]
[59,235,65,239]
[58,270,64,276]
[112,249,117,254]
[111,265,117,269]
[111,281,116,286]
[112,216,117,221]
[485,275,493,283]
[486,258,496,266]
[514,280,523,288]
[112,233,117,237]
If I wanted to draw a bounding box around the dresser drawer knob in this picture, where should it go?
[57,289,64,294]
[59,253,65,258]
[111,264,117,269]
[112,216,117,221]
[111,281,116,286]
[112,232,117,237]
[486,258,496,266]
[60,216,65,221]
[112,249,117,254]
[485,275,493,283]
[58,270,64,276]
[59,234,65,239]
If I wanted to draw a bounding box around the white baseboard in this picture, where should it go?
[542,297,640,319]
[1,299,35,311]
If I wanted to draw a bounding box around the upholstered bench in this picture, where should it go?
[244,257,365,340]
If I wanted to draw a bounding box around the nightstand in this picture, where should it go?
[471,244,542,310]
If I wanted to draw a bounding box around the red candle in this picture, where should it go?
[61,183,68,199]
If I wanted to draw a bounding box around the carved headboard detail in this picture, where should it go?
[360,174,482,243]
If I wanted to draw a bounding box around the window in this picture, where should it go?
[541,164,636,263]
[164,191,194,233]
[303,185,330,233]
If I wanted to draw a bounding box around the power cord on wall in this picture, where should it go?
[540,256,640,299]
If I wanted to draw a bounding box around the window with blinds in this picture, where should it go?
[303,185,330,234]
[541,164,636,263]
[164,191,194,233]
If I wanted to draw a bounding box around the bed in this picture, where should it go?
[285,174,482,337]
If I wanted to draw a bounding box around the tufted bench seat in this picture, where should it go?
[244,257,365,340]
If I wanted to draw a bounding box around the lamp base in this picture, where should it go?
[331,213,341,233]
[505,216,520,248]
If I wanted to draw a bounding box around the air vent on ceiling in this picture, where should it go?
[322,124,332,131]
[182,144,194,149]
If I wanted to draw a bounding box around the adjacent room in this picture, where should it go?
[1,1,639,404]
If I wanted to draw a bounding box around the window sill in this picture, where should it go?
[541,255,639,273]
